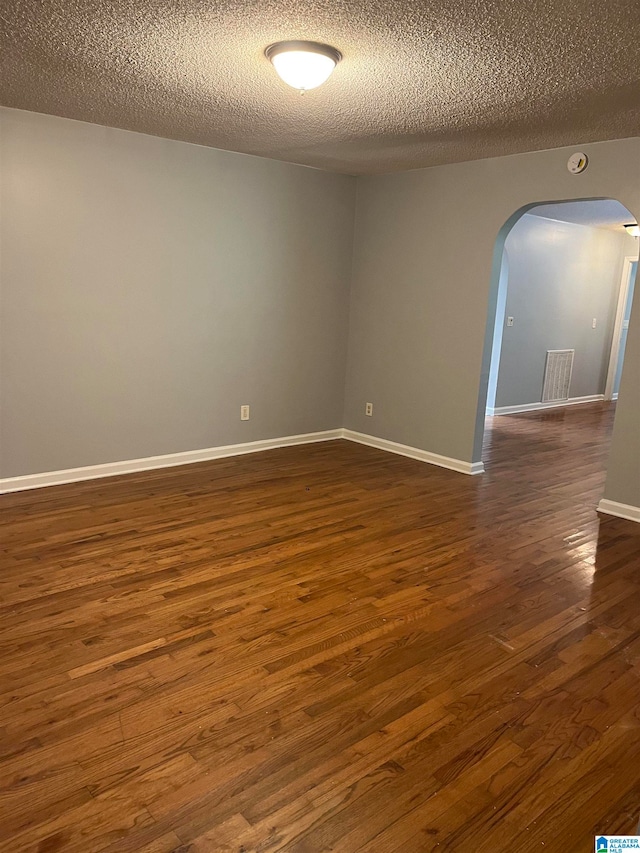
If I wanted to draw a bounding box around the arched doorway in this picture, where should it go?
[474,198,638,504]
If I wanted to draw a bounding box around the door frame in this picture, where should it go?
[605,254,638,400]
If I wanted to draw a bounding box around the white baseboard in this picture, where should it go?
[342,430,484,475]
[597,499,640,524]
[0,427,486,495]
[487,394,604,417]
[0,430,343,494]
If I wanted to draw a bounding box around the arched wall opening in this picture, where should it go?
[473,197,638,509]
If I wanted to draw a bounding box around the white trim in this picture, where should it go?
[605,255,638,400]
[342,430,484,475]
[0,430,343,494]
[487,394,604,416]
[597,499,640,524]
[0,428,488,494]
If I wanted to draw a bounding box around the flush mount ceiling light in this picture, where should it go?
[624,223,640,237]
[266,41,341,92]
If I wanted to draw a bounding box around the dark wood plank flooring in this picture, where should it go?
[1,402,640,852]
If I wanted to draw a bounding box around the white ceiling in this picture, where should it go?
[528,200,637,231]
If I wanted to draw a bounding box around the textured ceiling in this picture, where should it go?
[2,0,640,174]
[529,200,637,230]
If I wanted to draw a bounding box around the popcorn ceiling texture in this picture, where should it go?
[1,0,639,174]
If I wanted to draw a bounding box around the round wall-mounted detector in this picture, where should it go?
[567,152,589,174]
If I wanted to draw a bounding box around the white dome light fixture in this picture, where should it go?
[266,41,341,93]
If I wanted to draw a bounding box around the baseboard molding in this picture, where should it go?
[0,427,486,495]
[597,499,640,524]
[0,430,343,494]
[342,430,484,476]
[487,394,604,417]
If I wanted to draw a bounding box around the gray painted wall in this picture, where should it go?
[0,109,357,477]
[493,215,635,408]
[343,137,640,508]
[486,251,509,412]
[606,282,640,508]
[2,109,639,511]
[613,263,637,397]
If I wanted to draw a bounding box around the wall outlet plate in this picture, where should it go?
[365,402,373,416]
[240,405,250,421]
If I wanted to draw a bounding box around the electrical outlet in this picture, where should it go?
[506,316,514,327]
[592,318,597,329]
[240,405,250,421]
[365,402,373,416]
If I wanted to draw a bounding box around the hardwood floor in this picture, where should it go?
[1,402,640,852]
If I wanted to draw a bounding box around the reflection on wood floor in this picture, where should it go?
[1,402,639,852]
